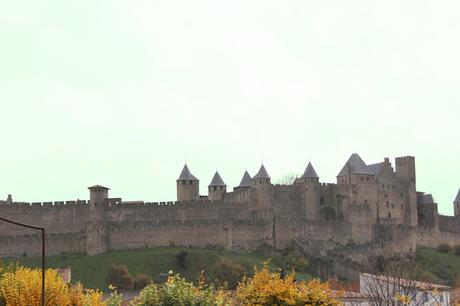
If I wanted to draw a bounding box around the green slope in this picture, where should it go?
[417,246,460,285]
[2,247,301,289]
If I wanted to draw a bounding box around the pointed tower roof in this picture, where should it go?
[253,164,270,179]
[209,171,226,187]
[301,162,319,178]
[177,164,199,181]
[338,153,373,176]
[455,188,460,203]
[237,171,252,187]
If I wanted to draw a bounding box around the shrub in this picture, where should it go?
[133,274,152,290]
[212,261,248,289]
[130,271,229,306]
[454,245,460,256]
[175,251,188,270]
[437,244,453,253]
[236,263,340,305]
[0,267,107,306]
[107,264,134,290]
[281,247,309,273]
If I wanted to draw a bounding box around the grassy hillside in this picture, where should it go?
[2,247,309,289]
[417,246,460,285]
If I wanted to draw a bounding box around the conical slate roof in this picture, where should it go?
[177,164,199,181]
[338,153,373,176]
[253,164,270,179]
[209,171,226,187]
[237,171,252,187]
[455,188,460,203]
[301,162,319,178]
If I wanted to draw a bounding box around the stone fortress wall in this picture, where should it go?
[1,154,460,260]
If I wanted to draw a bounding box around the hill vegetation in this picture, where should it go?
[2,246,310,289]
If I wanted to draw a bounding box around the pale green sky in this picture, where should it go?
[0,1,459,215]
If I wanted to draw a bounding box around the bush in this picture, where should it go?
[454,245,460,256]
[175,251,188,271]
[212,261,248,289]
[0,267,108,306]
[236,263,340,305]
[133,274,152,290]
[130,271,229,306]
[281,247,309,273]
[107,264,134,290]
[437,244,453,253]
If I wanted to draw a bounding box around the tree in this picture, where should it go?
[236,262,339,305]
[175,251,188,271]
[362,255,446,306]
[212,261,248,289]
[276,173,300,185]
[107,264,134,290]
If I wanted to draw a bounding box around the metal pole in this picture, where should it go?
[0,216,45,306]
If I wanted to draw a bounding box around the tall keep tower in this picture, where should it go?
[86,185,109,255]
[395,156,418,226]
[301,162,320,221]
[177,164,199,201]
[454,188,460,217]
[208,171,227,201]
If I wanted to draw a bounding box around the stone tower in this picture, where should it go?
[454,188,460,217]
[301,162,320,221]
[177,164,199,201]
[208,171,227,201]
[86,185,109,255]
[395,156,418,226]
[252,164,272,210]
[235,171,251,191]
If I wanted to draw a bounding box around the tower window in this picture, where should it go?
[366,177,370,181]
[213,186,217,191]
[182,181,185,185]
[360,177,364,181]
[189,180,193,184]
[388,212,391,218]
[391,203,395,209]
[400,193,404,198]
[320,196,325,205]
[386,201,389,208]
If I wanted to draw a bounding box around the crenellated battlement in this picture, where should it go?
[1,154,459,257]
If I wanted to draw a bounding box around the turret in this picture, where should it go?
[454,188,460,217]
[235,171,252,191]
[88,185,109,206]
[252,164,271,185]
[251,164,272,210]
[208,171,227,201]
[176,164,199,201]
[301,162,320,221]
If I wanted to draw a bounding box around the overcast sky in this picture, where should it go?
[1,1,459,214]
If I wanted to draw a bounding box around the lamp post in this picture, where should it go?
[0,216,45,306]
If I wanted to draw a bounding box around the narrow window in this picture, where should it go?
[182,180,185,185]
[189,180,193,184]
[386,201,389,208]
[360,177,364,181]
[391,203,395,209]
[213,186,216,191]
[388,212,391,218]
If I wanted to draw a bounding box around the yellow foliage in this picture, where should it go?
[0,267,105,306]
[236,263,340,305]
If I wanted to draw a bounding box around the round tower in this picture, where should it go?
[301,162,320,221]
[176,164,199,202]
[208,171,227,201]
[454,188,460,217]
